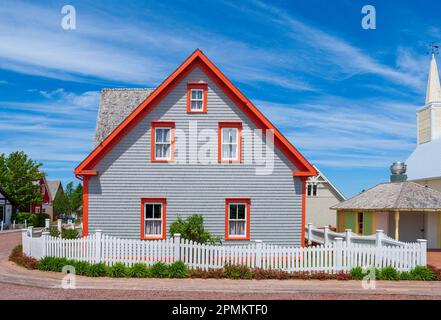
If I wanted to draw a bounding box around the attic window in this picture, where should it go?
[187,83,207,113]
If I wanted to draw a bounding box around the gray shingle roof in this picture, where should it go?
[94,88,155,147]
[331,181,441,211]
[46,180,62,201]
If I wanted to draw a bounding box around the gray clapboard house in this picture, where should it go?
[75,50,316,245]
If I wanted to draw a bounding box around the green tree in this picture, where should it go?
[53,182,83,218]
[169,214,221,244]
[0,151,43,211]
[53,189,69,217]
[70,182,83,213]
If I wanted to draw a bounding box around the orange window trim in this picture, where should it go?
[151,121,175,163]
[225,198,250,241]
[140,198,167,240]
[82,176,89,237]
[301,176,306,248]
[187,82,208,113]
[218,122,242,163]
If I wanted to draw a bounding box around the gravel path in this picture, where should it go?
[1,231,441,300]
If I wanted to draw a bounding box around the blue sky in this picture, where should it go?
[0,0,439,197]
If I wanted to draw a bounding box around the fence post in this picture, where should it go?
[45,218,50,229]
[24,219,27,228]
[28,226,33,237]
[375,230,384,247]
[345,229,352,247]
[57,219,62,233]
[1,220,3,232]
[334,237,343,272]
[323,226,329,245]
[13,220,15,230]
[307,223,312,245]
[41,231,50,258]
[417,239,427,266]
[21,228,28,256]
[95,230,102,263]
[255,240,262,268]
[173,233,181,262]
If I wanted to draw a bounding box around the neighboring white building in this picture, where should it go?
[407,53,441,191]
[0,186,14,227]
[306,166,345,228]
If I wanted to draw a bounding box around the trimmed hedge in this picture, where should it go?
[349,266,435,281]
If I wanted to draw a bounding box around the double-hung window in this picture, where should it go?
[225,198,250,240]
[151,121,175,162]
[187,83,207,113]
[141,198,166,240]
[218,122,242,163]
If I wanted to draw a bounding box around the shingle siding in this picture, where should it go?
[88,67,303,245]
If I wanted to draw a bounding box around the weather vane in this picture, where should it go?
[429,42,439,55]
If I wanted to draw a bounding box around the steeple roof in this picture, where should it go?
[426,54,441,105]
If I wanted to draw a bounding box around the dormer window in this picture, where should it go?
[187,83,207,113]
[151,121,175,162]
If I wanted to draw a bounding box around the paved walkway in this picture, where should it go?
[1,232,441,299]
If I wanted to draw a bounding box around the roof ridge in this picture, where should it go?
[392,182,407,208]
[101,88,155,92]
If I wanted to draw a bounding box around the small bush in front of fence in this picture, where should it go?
[410,266,435,281]
[129,263,151,278]
[71,260,91,276]
[150,262,170,278]
[190,268,224,279]
[38,257,69,272]
[107,263,129,278]
[88,263,107,277]
[252,268,291,280]
[349,267,364,280]
[168,261,189,278]
[224,264,252,280]
[378,267,400,281]
[8,245,38,270]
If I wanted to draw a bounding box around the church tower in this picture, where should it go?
[417,54,441,144]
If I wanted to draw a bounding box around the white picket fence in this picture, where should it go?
[21,228,427,273]
[306,223,415,247]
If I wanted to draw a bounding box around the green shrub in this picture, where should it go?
[129,263,151,278]
[150,262,169,278]
[61,228,79,239]
[224,264,252,280]
[49,227,60,237]
[350,267,365,280]
[16,212,32,224]
[107,263,128,278]
[168,261,189,278]
[410,266,435,281]
[71,260,90,276]
[38,257,68,272]
[9,245,38,270]
[169,215,221,244]
[399,271,413,280]
[87,263,107,277]
[378,267,399,281]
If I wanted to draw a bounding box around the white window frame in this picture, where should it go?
[190,88,204,111]
[228,202,247,238]
[144,202,164,237]
[221,127,239,161]
[154,127,172,161]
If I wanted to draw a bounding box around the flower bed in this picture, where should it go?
[9,245,440,281]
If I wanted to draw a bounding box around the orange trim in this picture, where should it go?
[187,83,207,113]
[151,121,175,163]
[293,171,314,177]
[225,198,250,241]
[74,49,315,177]
[300,176,306,247]
[218,122,242,163]
[140,198,167,240]
[82,176,89,237]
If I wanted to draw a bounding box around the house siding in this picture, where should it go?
[88,67,303,245]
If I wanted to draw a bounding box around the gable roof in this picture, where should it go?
[308,165,345,201]
[331,181,441,211]
[46,180,62,202]
[406,138,441,181]
[95,88,155,147]
[74,49,316,177]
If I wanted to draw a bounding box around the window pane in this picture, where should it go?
[164,129,171,143]
[145,204,153,219]
[156,144,164,158]
[163,144,170,158]
[197,90,203,99]
[229,221,245,236]
[191,90,197,99]
[191,101,202,110]
[145,220,162,235]
[155,128,163,143]
[237,204,245,219]
[222,128,237,143]
[229,204,237,219]
[222,144,230,159]
[229,144,237,159]
[154,204,162,218]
